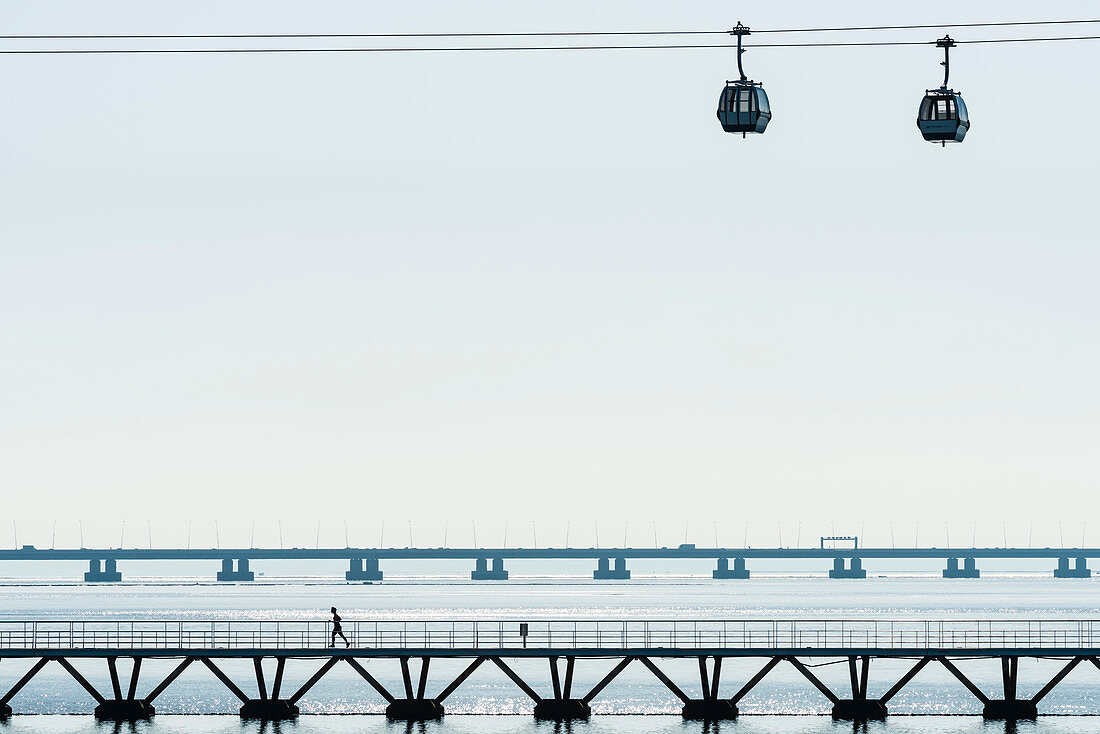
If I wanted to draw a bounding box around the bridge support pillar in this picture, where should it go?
[346,557,383,581]
[832,700,887,720]
[471,557,508,580]
[0,703,11,719]
[84,558,122,583]
[240,699,299,720]
[983,700,1037,720]
[828,656,885,720]
[593,556,630,580]
[216,558,254,582]
[982,656,1036,719]
[385,699,445,720]
[1054,556,1091,578]
[533,699,591,720]
[943,557,980,578]
[713,557,750,579]
[681,700,738,720]
[829,557,866,579]
[94,700,155,721]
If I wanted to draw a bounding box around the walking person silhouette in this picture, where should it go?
[330,607,349,648]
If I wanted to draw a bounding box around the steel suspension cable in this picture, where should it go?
[2,35,1100,54]
[2,18,1100,41]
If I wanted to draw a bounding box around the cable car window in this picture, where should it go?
[919,98,933,120]
[757,91,769,114]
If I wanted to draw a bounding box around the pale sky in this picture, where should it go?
[1,0,1098,551]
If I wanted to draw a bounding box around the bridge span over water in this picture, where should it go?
[0,543,1095,581]
[1,618,1099,722]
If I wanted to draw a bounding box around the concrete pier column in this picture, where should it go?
[682,700,738,720]
[713,557,750,579]
[943,557,980,578]
[593,557,630,580]
[94,701,155,721]
[240,700,299,720]
[471,557,507,580]
[84,557,122,582]
[829,557,866,579]
[385,699,444,720]
[832,700,887,720]
[831,656,886,720]
[346,557,384,581]
[534,699,591,720]
[983,657,1037,720]
[983,700,1038,719]
[216,558,255,582]
[1054,556,1091,578]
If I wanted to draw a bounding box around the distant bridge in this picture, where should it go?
[1,618,1098,721]
[0,544,1094,582]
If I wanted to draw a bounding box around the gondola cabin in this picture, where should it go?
[917,90,969,144]
[717,82,771,136]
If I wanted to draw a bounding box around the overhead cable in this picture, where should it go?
[3,18,1100,40]
[3,35,1100,54]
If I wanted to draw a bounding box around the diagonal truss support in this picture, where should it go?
[435,656,486,703]
[583,656,635,704]
[731,656,781,704]
[491,656,542,703]
[1031,656,1084,704]
[637,656,690,703]
[288,656,339,705]
[144,657,195,704]
[881,656,932,704]
[1,658,50,706]
[344,658,396,703]
[200,658,250,703]
[787,657,840,704]
[55,657,106,704]
[938,657,990,705]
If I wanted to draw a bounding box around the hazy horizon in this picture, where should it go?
[2,1,1098,549]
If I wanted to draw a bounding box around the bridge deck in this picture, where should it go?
[4,544,1095,581]
[3,619,1099,721]
[2,618,1098,655]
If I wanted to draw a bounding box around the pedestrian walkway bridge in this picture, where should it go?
[1,618,1098,722]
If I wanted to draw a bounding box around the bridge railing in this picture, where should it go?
[0,619,1096,651]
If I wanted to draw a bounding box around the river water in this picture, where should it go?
[1,574,1099,731]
